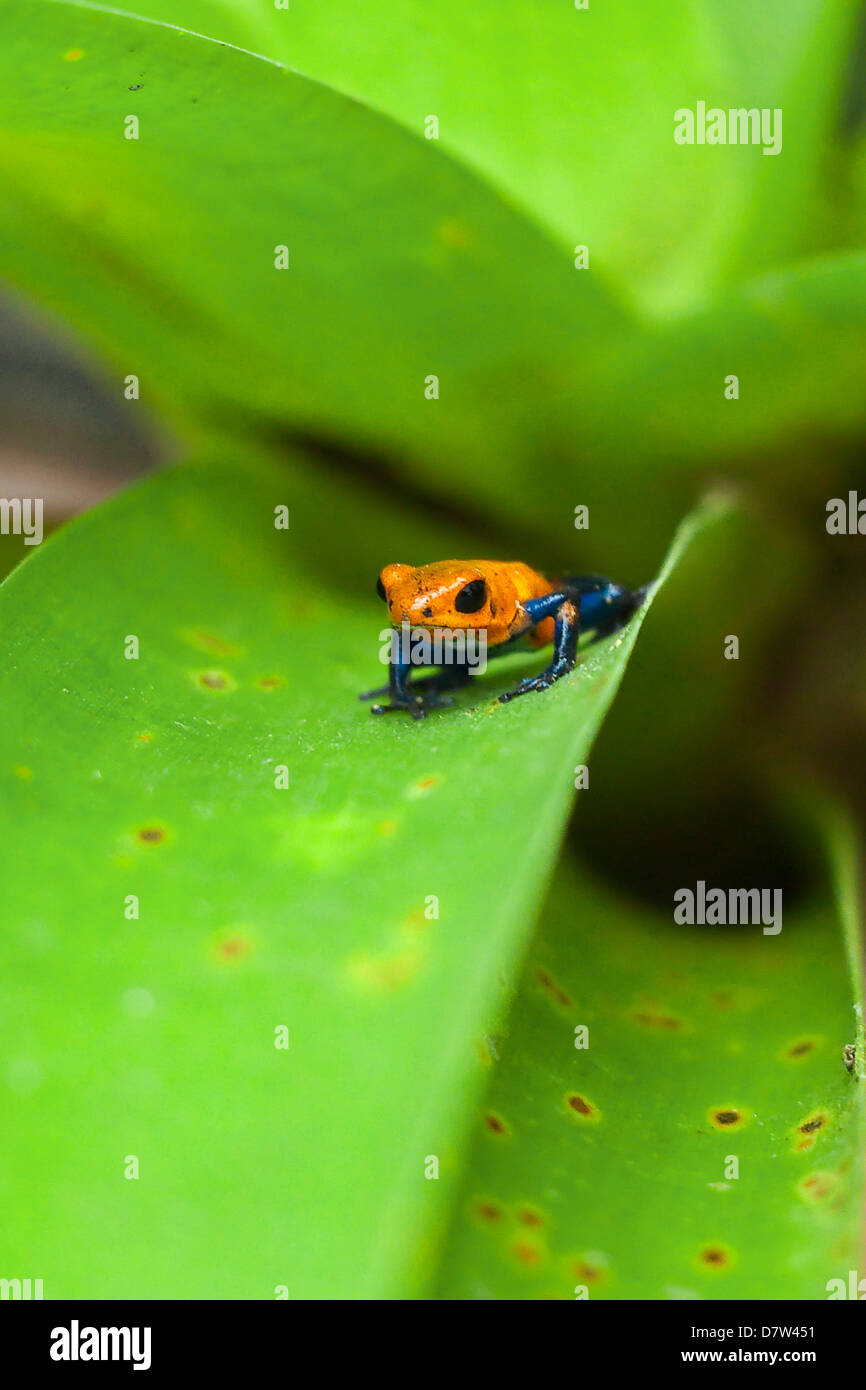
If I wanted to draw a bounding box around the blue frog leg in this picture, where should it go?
[498,577,647,704]
[498,592,579,703]
[360,644,474,719]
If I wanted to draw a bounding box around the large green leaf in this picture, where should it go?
[0,0,624,485]
[435,823,865,1299]
[131,0,858,312]
[2,3,864,590]
[0,449,730,1297]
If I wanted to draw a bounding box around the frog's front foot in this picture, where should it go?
[498,674,553,703]
[369,691,455,720]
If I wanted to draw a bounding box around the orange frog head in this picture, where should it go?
[376,560,554,647]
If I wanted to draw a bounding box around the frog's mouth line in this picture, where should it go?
[392,614,490,632]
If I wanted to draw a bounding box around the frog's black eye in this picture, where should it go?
[376,576,387,601]
[454,579,487,613]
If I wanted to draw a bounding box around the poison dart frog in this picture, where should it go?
[360,560,649,718]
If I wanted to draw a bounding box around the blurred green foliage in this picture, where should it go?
[0,0,863,1299]
[437,843,865,1301]
[0,456,719,1297]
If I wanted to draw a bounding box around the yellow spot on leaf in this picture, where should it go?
[346,946,425,992]
[192,669,237,693]
[438,219,469,249]
[797,1171,839,1204]
[407,775,439,799]
[182,628,241,657]
[211,930,254,964]
[510,1236,547,1269]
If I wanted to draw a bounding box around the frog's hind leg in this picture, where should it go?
[498,592,580,702]
[497,576,649,705]
[406,662,475,696]
[561,575,650,643]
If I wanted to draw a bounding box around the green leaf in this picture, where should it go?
[0,449,729,1297]
[0,0,623,484]
[134,0,858,310]
[2,4,864,570]
[435,824,865,1299]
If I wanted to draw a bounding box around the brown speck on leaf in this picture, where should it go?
[215,932,252,963]
[517,1206,544,1228]
[439,219,469,248]
[633,1010,682,1030]
[799,1114,826,1135]
[843,1043,856,1073]
[196,669,231,691]
[566,1093,597,1120]
[185,629,239,657]
[536,967,572,1009]
[512,1240,543,1266]
[699,1245,729,1268]
[711,1108,742,1128]
[136,826,165,845]
[798,1171,838,1203]
[257,676,283,689]
[782,1035,821,1061]
[348,951,421,990]
[407,775,439,799]
[484,1112,508,1137]
[474,1200,503,1223]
